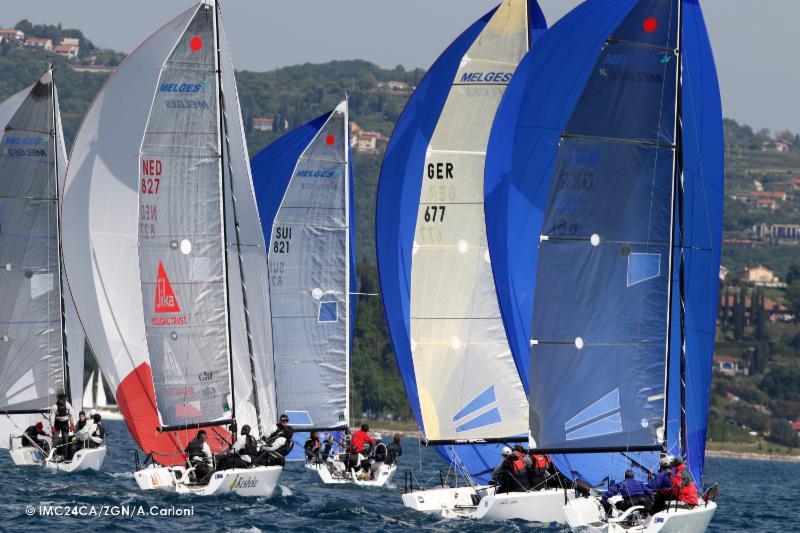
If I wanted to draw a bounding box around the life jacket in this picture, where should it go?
[374,442,388,462]
[532,454,549,475]
[242,434,258,457]
[54,403,70,422]
[186,437,207,461]
[511,452,526,474]
[304,437,320,451]
[264,428,293,456]
[670,464,699,506]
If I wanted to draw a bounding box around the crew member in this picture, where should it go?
[22,421,50,453]
[648,455,675,513]
[366,433,388,480]
[493,446,527,493]
[218,425,258,469]
[185,430,213,483]
[670,457,699,507]
[385,433,403,465]
[89,413,105,448]
[319,434,334,461]
[349,423,374,454]
[254,416,294,467]
[50,393,74,458]
[73,411,96,454]
[602,470,653,514]
[304,431,321,462]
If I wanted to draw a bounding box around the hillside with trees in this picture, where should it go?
[1,21,799,447]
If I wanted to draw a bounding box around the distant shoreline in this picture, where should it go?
[706,449,800,462]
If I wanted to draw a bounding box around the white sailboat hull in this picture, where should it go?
[305,460,397,487]
[9,445,106,472]
[134,463,283,497]
[402,485,572,523]
[563,496,717,532]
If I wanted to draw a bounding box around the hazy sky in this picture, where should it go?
[0,1,795,133]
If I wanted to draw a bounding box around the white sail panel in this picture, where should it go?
[83,372,95,409]
[138,5,231,428]
[270,102,349,430]
[409,0,529,441]
[0,74,65,413]
[60,5,200,457]
[218,15,276,435]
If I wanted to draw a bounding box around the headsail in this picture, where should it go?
[62,0,274,464]
[252,101,353,431]
[486,0,722,485]
[377,0,546,479]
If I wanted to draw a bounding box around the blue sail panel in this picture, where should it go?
[676,0,724,486]
[486,0,638,394]
[612,0,679,50]
[564,43,677,144]
[531,0,680,454]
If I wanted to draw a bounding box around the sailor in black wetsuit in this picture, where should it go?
[22,421,50,453]
[185,430,213,483]
[49,393,74,459]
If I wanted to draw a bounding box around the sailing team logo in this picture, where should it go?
[152,261,187,326]
[155,261,180,313]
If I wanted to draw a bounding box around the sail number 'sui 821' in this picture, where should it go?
[273,226,291,254]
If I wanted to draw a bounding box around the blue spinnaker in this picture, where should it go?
[486,0,721,486]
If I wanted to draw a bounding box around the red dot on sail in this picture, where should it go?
[643,18,658,33]
[326,135,335,145]
[190,35,203,51]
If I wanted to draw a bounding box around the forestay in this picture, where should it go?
[252,101,352,431]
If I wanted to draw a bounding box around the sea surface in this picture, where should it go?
[0,420,795,532]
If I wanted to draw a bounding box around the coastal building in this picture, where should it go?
[752,223,800,242]
[252,117,274,132]
[713,355,748,377]
[0,29,24,42]
[743,265,778,285]
[54,43,79,58]
[351,129,389,154]
[719,265,729,281]
[24,37,53,50]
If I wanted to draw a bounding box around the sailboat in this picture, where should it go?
[0,69,101,472]
[377,0,573,522]
[83,371,123,420]
[250,100,384,486]
[61,0,281,497]
[485,0,722,530]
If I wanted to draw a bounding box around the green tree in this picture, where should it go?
[786,280,800,320]
[732,290,745,340]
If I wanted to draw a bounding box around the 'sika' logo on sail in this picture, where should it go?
[155,261,180,313]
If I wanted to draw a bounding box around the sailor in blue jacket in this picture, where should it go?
[648,455,675,513]
[602,470,654,514]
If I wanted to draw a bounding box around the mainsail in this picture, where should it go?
[486,0,722,485]
[377,0,546,479]
[62,0,275,464]
[0,70,85,446]
[251,101,354,431]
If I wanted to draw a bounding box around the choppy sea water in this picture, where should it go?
[0,420,794,531]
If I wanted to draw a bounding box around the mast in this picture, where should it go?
[213,0,263,433]
[50,65,71,402]
[663,0,685,455]
[343,96,351,430]
[212,0,236,428]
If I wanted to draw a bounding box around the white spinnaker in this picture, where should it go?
[409,0,529,441]
[218,14,276,436]
[96,373,107,407]
[61,5,199,405]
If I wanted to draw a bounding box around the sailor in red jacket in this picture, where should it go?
[669,457,699,506]
[349,423,375,454]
